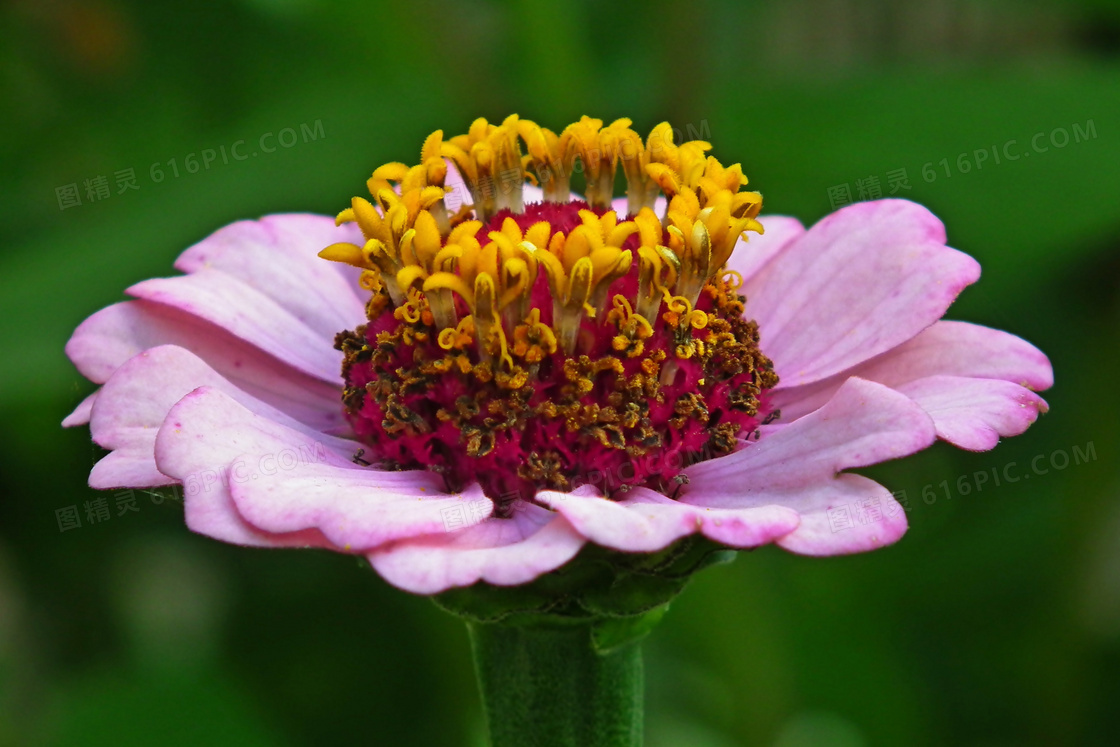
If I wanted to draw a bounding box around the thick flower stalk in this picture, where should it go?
[65,115,1052,746]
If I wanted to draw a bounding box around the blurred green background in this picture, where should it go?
[2,0,1119,744]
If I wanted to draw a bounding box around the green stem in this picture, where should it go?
[467,622,644,747]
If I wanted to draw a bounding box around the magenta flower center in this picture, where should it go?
[318,115,779,515]
[333,199,777,514]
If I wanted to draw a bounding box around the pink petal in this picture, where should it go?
[127,271,341,383]
[368,503,586,595]
[88,345,355,490]
[771,320,1053,450]
[65,300,345,430]
[89,451,174,490]
[744,199,981,388]
[173,214,367,338]
[62,391,98,427]
[775,474,910,556]
[866,320,1052,390]
[155,386,364,549]
[538,485,800,552]
[229,461,491,551]
[682,377,936,554]
[897,375,1049,451]
[724,215,806,285]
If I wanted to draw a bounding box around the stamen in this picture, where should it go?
[559,117,633,210]
[643,124,711,207]
[441,116,525,223]
[518,120,574,202]
[322,115,778,503]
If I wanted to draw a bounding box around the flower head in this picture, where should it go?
[65,115,1052,596]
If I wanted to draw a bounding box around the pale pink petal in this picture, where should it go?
[524,184,584,205]
[896,375,1048,451]
[65,300,345,430]
[62,391,98,427]
[773,320,1053,420]
[89,451,173,490]
[744,199,981,388]
[610,195,668,218]
[769,320,1053,449]
[368,504,586,595]
[88,345,355,490]
[724,215,806,285]
[173,214,367,336]
[538,485,800,553]
[860,320,1052,390]
[774,474,909,555]
[155,386,366,549]
[442,158,472,214]
[682,377,936,554]
[229,462,491,551]
[127,271,340,383]
[441,159,579,211]
[523,183,545,205]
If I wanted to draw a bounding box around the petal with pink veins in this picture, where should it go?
[65,300,346,431]
[172,214,367,337]
[127,271,341,383]
[538,485,800,553]
[770,320,1053,450]
[744,199,981,388]
[155,386,369,549]
[682,377,937,555]
[88,345,356,490]
[368,503,586,595]
[896,375,1048,452]
[229,461,491,552]
[861,320,1052,390]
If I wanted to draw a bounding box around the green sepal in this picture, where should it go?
[431,536,738,625]
[591,604,670,655]
[576,568,687,617]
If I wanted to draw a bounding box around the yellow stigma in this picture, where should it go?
[320,115,765,366]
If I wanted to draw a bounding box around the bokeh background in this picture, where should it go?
[2,0,1119,744]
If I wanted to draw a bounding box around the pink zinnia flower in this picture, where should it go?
[64,115,1052,595]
